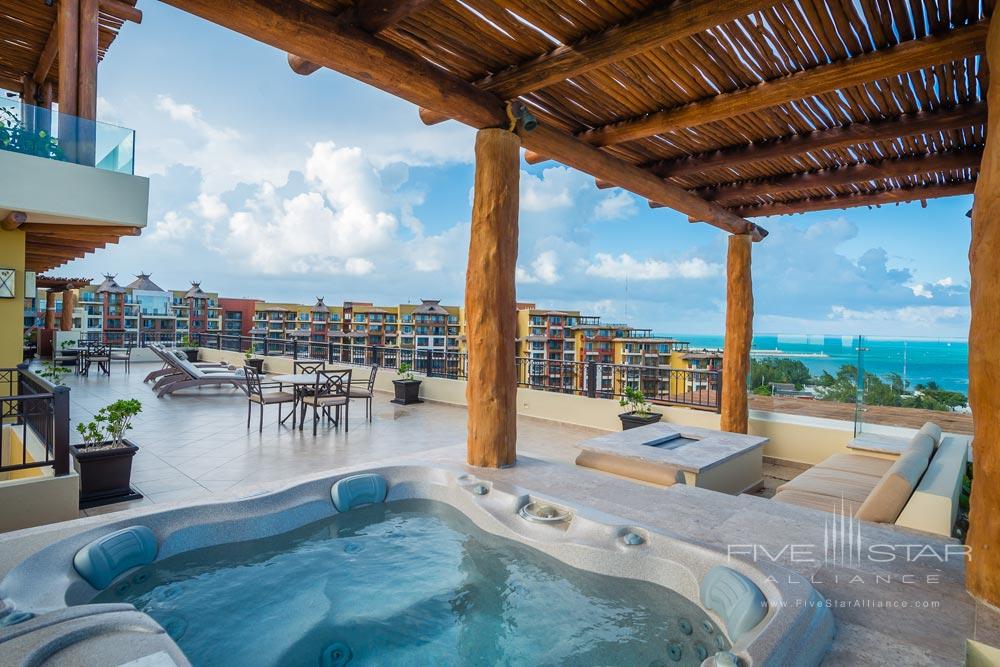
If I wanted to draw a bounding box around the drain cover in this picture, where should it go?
[321,641,352,666]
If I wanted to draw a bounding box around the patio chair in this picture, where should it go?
[299,369,351,436]
[110,342,133,373]
[349,365,377,421]
[243,366,295,432]
[81,344,111,376]
[151,354,247,398]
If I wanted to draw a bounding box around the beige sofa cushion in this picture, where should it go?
[818,453,894,477]
[907,432,936,460]
[777,467,881,502]
[919,422,943,448]
[773,490,862,515]
[854,449,930,523]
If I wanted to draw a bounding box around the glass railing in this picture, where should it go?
[680,332,972,435]
[0,97,134,174]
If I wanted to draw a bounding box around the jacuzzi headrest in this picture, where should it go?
[73,526,158,590]
[700,565,768,642]
[331,474,388,512]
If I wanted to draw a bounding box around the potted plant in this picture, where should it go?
[244,347,264,372]
[391,362,423,405]
[179,335,199,362]
[71,399,142,505]
[618,386,662,430]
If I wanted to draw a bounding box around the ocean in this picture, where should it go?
[672,333,970,395]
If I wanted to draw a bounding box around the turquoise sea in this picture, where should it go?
[672,333,970,395]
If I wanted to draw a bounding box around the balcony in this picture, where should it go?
[0,99,147,233]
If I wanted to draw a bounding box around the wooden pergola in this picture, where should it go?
[0,1,142,273]
[35,275,92,331]
[48,0,995,606]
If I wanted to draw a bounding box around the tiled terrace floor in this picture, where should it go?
[10,361,1000,665]
[62,362,599,515]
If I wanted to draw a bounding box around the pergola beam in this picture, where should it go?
[720,181,976,217]
[580,22,988,146]
[287,0,435,75]
[20,223,141,236]
[1,211,27,231]
[649,103,988,178]
[698,149,983,205]
[162,0,763,238]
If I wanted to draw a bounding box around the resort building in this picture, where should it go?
[218,297,258,339]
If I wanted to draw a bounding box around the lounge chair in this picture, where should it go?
[151,354,247,397]
[143,345,234,383]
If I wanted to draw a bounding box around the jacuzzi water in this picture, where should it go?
[92,498,728,666]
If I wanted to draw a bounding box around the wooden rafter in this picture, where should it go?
[579,22,988,147]
[697,149,983,205]
[163,0,764,239]
[648,104,988,178]
[419,0,780,125]
[721,181,977,217]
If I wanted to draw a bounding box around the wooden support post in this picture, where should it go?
[60,290,75,332]
[58,0,80,164]
[966,10,1000,610]
[44,291,57,330]
[720,234,753,433]
[78,0,99,166]
[466,128,519,468]
[20,77,37,133]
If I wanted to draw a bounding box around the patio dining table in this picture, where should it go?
[271,372,350,386]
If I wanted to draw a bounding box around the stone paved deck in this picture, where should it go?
[6,361,999,665]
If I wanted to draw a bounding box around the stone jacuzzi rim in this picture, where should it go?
[0,463,835,666]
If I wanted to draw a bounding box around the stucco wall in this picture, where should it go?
[0,228,25,368]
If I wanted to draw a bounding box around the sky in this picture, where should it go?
[55,2,973,339]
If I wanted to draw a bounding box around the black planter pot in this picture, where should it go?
[181,348,199,362]
[391,379,423,405]
[618,412,663,431]
[57,350,80,367]
[70,439,141,508]
[245,358,264,372]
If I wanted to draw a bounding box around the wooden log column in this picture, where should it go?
[720,234,753,433]
[44,291,57,330]
[465,128,519,467]
[77,0,99,166]
[966,12,1000,609]
[60,290,75,331]
[58,0,80,164]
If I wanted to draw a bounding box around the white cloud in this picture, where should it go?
[516,250,560,285]
[147,211,196,242]
[194,193,229,220]
[520,167,588,212]
[584,253,722,280]
[593,190,637,221]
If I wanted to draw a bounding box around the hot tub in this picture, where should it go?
[0,465,834,666]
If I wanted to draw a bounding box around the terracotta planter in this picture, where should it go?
[391,379,423,405]
[70,439,139,505]
[245,358,264,372]
[618,412,662,431]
